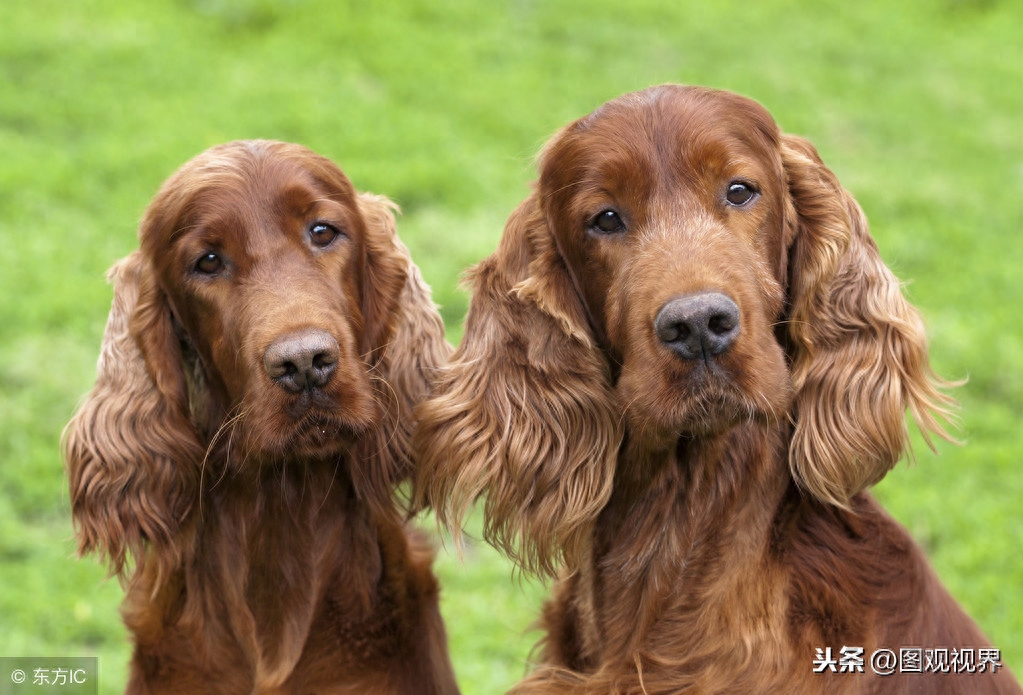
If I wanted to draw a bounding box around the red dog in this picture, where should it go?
[414,86,1020,693]
[64,141,458,694]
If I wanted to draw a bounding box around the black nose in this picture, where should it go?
[263,330,340,393]
[654,292,740,360]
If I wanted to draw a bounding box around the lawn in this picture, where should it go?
[1,0,1020,692]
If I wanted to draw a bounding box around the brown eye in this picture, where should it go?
[194,252,223,275]
[591,210,626,234]
[310,222,341,248]
[726,182,758,207]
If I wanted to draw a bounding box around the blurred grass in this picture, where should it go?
[1,0,1021,692]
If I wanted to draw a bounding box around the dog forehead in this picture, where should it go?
[548,86,781,186]
[582,86,778,142]
[153,155,356,247]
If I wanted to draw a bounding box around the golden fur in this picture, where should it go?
[64,141,457,694]
[413,86,1019,694]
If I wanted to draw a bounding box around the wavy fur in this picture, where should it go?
[413,196,620,577]
[62,140,456,695]
[62,253,202,584]
[782,134,959,508]
[414,86,1017,694]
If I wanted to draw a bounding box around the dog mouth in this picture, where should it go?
[620,356,773,441]
[232,369,380,459]
[673,378,748,427]
[275,412,366,456]
[285,392,366,441]
[240,392,373,458]
[282,389,343,421]
[298,416,354,447]
[667,360,792,434]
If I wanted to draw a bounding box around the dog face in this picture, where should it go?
[538,87,794,443]
[134,140,405,459]
[64,139,451,577]
[413,86,956,576]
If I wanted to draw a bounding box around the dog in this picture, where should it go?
[412,86,1020,694]
[64,140,459,694]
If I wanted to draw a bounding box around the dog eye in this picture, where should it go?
[309,222,341,248]
[726,182,758,207]
[194,252,223,275]
[591,210,626,234]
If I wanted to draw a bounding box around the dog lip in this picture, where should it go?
[285,414,362,453]
[282,390,343,421]
[666,355,734,389]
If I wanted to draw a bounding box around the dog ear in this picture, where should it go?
[412,194,621,578]
[354,193,451,508]
[358,194,411,367]
[781,135,958,508]
[62,252,203,583]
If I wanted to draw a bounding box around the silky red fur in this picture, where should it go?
[413,87,1020,693]
[63,141,458,694]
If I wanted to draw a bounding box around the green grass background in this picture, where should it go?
[1,0,1021,692]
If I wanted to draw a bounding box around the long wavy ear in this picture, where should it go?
[354,193,450,506]
[412,194,621,578]
[61,252,202,583]
[782,135,958,508]
[358,194,410,366]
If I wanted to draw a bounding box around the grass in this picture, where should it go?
[1,0,1021,692]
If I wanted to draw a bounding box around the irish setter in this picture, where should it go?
[413,86,1021,693]
[63,140,458,694]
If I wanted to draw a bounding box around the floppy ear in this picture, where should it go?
[61,252,202,583]
[412,194,621,578]
[354,193,451,505]
[781,135,958,508]
[358,194,411,366]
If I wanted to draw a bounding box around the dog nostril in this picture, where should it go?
[264,330,340,393]
[656,323,691,344]
[708,312,737,336]
[312,351,337,369]
[655,292,740,360]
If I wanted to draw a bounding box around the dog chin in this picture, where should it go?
[632,382,770,444]
[291,414,370,456]
[238,411,369,461]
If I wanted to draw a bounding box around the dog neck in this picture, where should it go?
[583,421,794,669]
[125,457,388,691]
[572,417,979,692]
